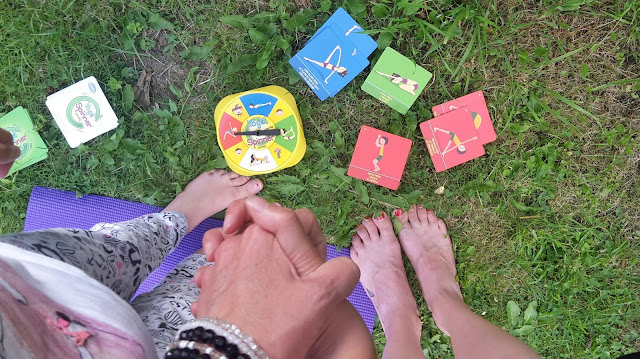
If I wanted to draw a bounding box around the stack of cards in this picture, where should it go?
[362,47,432,114]
[0,107,48,175]
[46,76,119,148]
[289,8,377,101]
[347,126,412,190]
[420,91,496,172]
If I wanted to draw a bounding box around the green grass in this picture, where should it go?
[1,0,639,357]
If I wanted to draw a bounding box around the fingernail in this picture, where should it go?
[393,209,404,217]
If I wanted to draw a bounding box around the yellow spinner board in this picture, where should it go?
[214,86,306,176]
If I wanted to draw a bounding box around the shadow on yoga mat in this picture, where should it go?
[23,186,376,332]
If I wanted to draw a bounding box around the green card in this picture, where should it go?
[0,107,48,175]
[361,47,433,114]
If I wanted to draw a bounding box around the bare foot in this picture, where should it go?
[395,205,463,334]
[349,212,421,343]
[164,169,263,233]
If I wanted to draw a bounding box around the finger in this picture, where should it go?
[309,257,360,304]
[226,196,325,275]
[244,196,325,275]
[202,228,225,262]
[222,198,250,235]
[0,143,20,164]
[0,128,13,144]
[191,301,199,317]
[295,208,327,260]
[0,162,13,179]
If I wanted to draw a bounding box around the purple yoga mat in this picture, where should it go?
[23,186,376,332]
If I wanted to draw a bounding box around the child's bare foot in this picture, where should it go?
[164,169,263,232]
[396,205,463,334]
[350,212,421,343]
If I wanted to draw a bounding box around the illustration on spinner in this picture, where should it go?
[214,86,306,176]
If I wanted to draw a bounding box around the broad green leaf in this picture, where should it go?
[372,4,388,18]
[220,15,251,28]
[354,181,370,204]
[256,43,274,70]
[248,28,268,44]
[122,84,134,111]
[524,301,538,324]
[507,300,521,327]
[514,325,535,335]
[148,13,175,30]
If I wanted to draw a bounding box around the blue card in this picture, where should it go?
[290,25,369,100]
[311,7,377,58]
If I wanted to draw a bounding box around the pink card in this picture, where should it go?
[420,108,485,172]
[347,126,412,190]
[432,91,497,144]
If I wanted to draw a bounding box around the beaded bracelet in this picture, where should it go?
[166,318,269,359]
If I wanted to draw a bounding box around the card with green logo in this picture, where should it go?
[0,107,48,175]
[361,47,433,114]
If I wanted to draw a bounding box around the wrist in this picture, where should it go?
[166,318,269,359]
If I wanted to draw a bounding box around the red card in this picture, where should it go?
[347,126,412,190]
[432,91,496,144]
[420,108,485,172]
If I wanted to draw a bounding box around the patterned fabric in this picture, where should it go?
[0,211,203,356]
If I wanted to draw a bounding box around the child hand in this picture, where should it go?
[0,127,20,178]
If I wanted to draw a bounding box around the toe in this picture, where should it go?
[227,171,241,179]
[417,205,429,223]
[373,211,393,235]
[437,218,448,235]
[407,205,420,226]
[236,179,263,197]
[351,234,363,252]
[395,210,412,230]
[349,246,360,264]
[230,175,251,186]
[356,223,371,242]
[426,209,438,227]
[361,217,380,240]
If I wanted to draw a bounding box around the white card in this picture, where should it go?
[46,76,119,148]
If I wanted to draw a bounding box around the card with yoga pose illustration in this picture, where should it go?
[289,8,376,101]
[432,90,497,144]
[347,126,412,190]
[420,108,485,172]
[361,47,433,114]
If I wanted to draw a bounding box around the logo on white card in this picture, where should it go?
[66,96,102,129]
[88,82,97,93]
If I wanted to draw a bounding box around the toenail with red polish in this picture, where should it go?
[356,223,362,229]
[418,204,424,209]
[375,212,386,220]
[393,209,404,217]
[364,216,371,220]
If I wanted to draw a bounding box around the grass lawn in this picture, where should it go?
[1,0,639,357]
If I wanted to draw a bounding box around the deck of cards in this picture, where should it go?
[46,76,119,148]
[289,8,377,101]
[420,91,496,172]
[0,107,48,175]
[362,47,432,114]
[347,126,412,190]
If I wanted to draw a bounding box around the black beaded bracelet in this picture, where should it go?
[166,319,268,359]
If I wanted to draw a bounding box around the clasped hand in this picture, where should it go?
[193,196,361,359]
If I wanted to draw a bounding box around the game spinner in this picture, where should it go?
[214,86,306,176]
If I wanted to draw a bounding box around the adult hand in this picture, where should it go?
[194,196,361,359]
[0,127,20,178]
